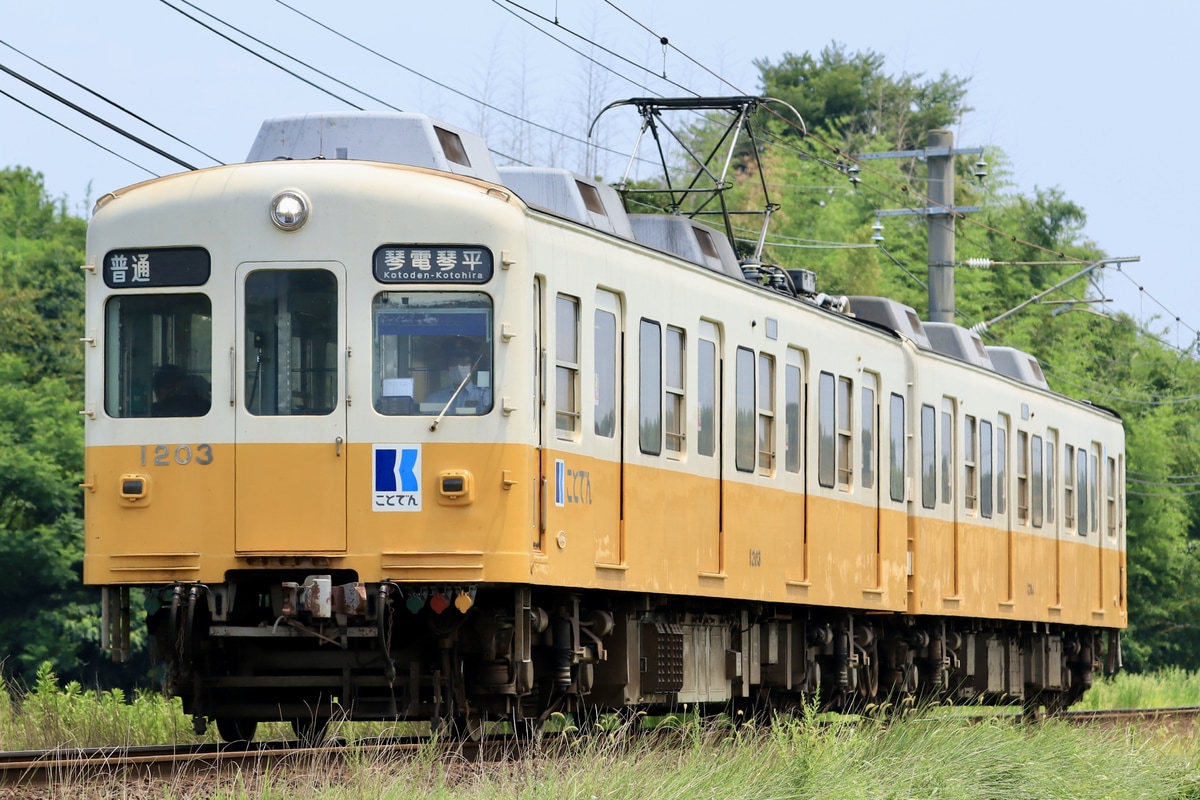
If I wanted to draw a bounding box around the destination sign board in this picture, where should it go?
[103,247,211,288]
[373,245,493,284]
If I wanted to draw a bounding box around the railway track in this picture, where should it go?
[2,707,1195,791]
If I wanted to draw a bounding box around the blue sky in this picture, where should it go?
[2,0,1193,346]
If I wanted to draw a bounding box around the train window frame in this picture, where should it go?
[964,415,978,514]
[920,403,936,509]
[371,291,493,417]
[996,419,1008,516]
[1046,430,1057,525]
[697,335,718,458]
[1106,454,1117,539]
[104,292,213,419]
[555,294,580,438]
[1017,430,1029,525]
[785,353,803,475]
[1064,444,1077,532]
[594,301,618,439]
[861,373,877,490]
[1031,434,1044,528]
[735,347,756,472]
[1076,446,1088,537]
[836,376,853,489]
[889,393,905,502]
[639,319,663,456]
[1089,447,1100,534]
[665,326,686,457]
[979,418,993,519]
[818,371,835,488]
[940,399,953,505]
[757,352,776,474]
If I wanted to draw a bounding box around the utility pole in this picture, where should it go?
[860,130,983,322]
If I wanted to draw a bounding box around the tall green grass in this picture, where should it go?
[1076,667,1200,709]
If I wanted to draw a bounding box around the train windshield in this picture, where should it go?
[103,294,213,418]
[372,291,493,416]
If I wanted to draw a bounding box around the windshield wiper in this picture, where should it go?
[429,355,482,432]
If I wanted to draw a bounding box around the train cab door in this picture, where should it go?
[696,322,723,574]
[592,290,624,566]
[233,263,347,553]
[861,373,881,590]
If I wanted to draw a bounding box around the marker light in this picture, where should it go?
[270,190,310,231]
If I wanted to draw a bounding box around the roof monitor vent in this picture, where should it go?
[498,167,633,238]
[246,112,500,183]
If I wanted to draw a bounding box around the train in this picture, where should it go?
[82,103,1126,743]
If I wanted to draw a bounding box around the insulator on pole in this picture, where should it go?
[965,258,993,269]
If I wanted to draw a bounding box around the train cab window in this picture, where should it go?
[698,336,717,457]
[964,416,978,513]
[1064,444,1077,532]
[246,270,338,416]
[1106,455,1117,539]
[861,374,877,489]
[639,320,662,455]
[836,376,853,488]
[594,306,617,438]
[371,291,492,416]
[736,348,756,471]
[920,404,936,509]
[979,419,993,519]
[889,393,905,502]
[757,353,775,473]
[940,400,953,505]
[104,293,212,418]
[1017,431,1029,525]
[1031,435,1044,528]
[666,327,686,456]
[784,355,803,474]
[556,295,580,437]
[1076,447,1089,537]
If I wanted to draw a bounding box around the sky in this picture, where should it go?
[2,0,1195,348]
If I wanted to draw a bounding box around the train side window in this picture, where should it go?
[920,404,936,509]
[104,293,213,418]
[979,418,993,519]
[1064,444,1076,532]
[1031,434,1044,528]
[1106,455,1117,539]
[861,374,877,489]
[1017,430,1029,525]
[246,269,337,416]
[639,319,662,455]
[1076,446,1088,537]
[996,419,1008,516]
[665,326,686,456]
[1046,431,1057,525]
[782,357,801,474]
[940,399,953,505]
[594,306,617,438]
[555,295,580,438]
[371,291,493,416]
[889,393,905,502]
[964,415,978,513]
[836,376,853,489]
[818,372,835,487]
[735,347,755,472]
[758,353,776,474]
[1089,447,1100,534]
[698,336,717,457]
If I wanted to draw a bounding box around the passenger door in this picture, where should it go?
[234,262,347,553]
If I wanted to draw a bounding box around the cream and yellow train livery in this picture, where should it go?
[83,105,1125,742]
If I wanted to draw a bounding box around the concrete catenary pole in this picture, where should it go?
[926,129,955,323]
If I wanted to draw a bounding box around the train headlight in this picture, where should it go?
[269,190,310,231]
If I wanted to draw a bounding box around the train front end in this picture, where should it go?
[82,114,549,739]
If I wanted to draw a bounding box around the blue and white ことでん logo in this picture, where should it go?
[373,444,422,511]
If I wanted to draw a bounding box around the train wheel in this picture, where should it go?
[216,718,258,745]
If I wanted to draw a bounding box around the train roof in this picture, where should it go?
[497,167,633,239]
[845,296,931,349]
[986,346,1050,390]
[924,322,995,369]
